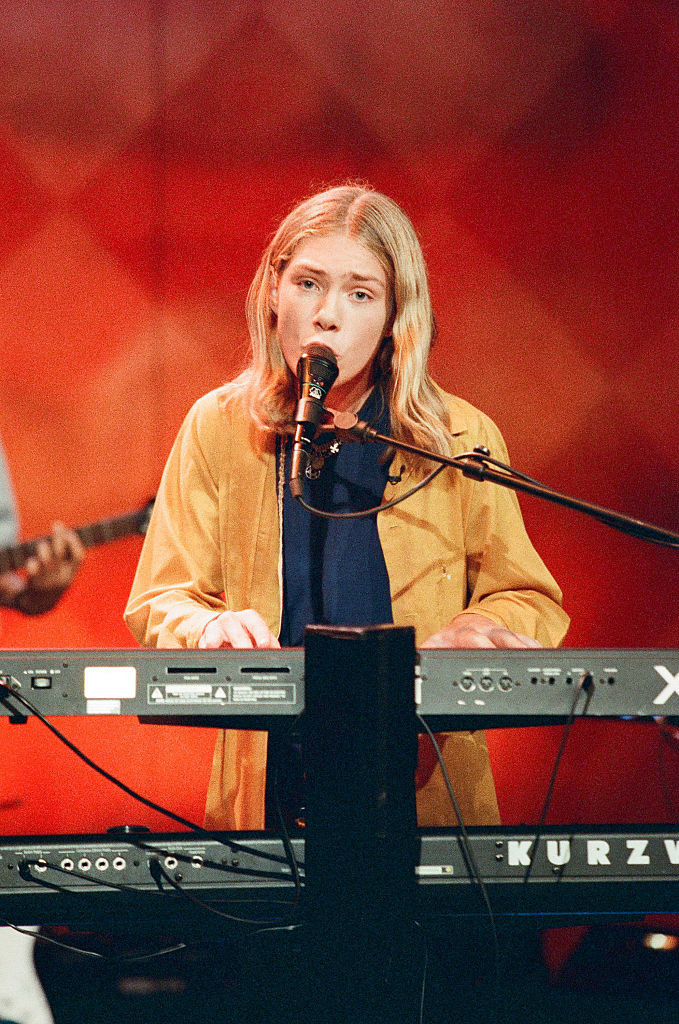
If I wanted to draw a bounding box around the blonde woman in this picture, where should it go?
[125,184,569,831]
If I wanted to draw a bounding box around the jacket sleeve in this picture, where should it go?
[124,393,228,649]
[458,410,569,647]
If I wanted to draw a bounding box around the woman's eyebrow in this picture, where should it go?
[289,261,326,277]
[345,271,384,286]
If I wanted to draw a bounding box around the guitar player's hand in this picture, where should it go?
[2,522,85,615]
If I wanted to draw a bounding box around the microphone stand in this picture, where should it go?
[330,411,679,549]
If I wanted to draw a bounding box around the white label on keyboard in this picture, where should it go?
[415,865,454,876]
[84,666,136,699]
[86,699,122,715]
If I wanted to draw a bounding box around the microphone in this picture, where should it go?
[289,343,339,498]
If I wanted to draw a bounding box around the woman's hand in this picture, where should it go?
[198,609,281,649]
[422,612,541,649]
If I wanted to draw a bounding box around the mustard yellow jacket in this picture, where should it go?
[125,385,569,829]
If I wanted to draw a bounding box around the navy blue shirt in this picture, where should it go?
[267,388,394,826]
[279,386,393,645]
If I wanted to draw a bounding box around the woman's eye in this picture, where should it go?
[353,290,370,301]
[299,279,316,290]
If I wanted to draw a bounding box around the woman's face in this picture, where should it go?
[272,232,392,412]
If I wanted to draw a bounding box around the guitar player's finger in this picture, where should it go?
[49,522,67,560]
[23,555,40,577]
[30,539,52,571]
[51,521,84,564]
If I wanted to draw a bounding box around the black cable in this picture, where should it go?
[0,680,250,856]
[148,858,291,927]
[294,444,558,522]
[17,850,298,920]
[0,919,107,961]
[0,915,186,964]
[132,836,297,887]
[271,769,303,906]
[522,671,594,885]
[294,463,447,520]
[416,713,500,994]
[317,420,679,547]
[412,919,429,1024]
[266,712,305,901]
[17,855,290,899]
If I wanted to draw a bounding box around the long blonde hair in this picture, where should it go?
[229,184,454,463]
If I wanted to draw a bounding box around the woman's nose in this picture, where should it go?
[314,293,340,331]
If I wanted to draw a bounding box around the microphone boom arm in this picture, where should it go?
[331,411,679,550]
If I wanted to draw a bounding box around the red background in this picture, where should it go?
[1,0,678,839]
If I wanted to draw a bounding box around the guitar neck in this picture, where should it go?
[0,510,146,575]
[76,511,144,550]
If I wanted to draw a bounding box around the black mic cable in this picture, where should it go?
[289,342,338,499]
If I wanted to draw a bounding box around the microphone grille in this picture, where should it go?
[296,343,339,390]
